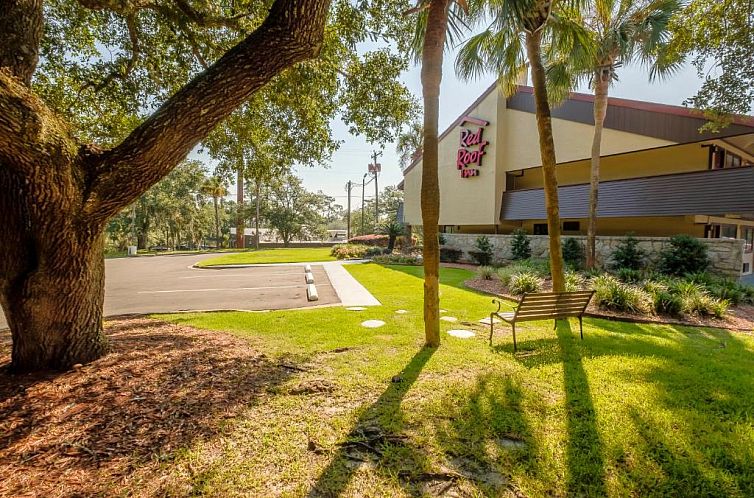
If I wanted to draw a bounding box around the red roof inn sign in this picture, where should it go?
[456,116,490,178]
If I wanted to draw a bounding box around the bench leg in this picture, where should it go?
[579,316,584,340]
[553,319,557,330]
[512,322,517,352]
[489,313,494,346]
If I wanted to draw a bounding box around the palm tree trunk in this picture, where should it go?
[526,31,565,291]
[420,0,450,347]
[586,76,609,269]
[236,164,245,249]
[213,196,220,248]
[255,180,261,250]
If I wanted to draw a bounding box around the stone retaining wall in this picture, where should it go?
[442,233,744,278]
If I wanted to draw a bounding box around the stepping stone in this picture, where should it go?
[395,309,408,314]
[346,306,366,311]
[440,309,448,313]
[448,329,475,339]
[361,320,385,329]
[440,316,458,322]
[478,317,501,325]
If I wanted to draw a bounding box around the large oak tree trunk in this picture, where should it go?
[586,76,609,269]
[0,0,331,371]
[526,31,566,292]
[420,0,450,347]
[2,235,108,371]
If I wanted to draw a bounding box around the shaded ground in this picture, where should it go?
[0,318,297,497]
[2,264,754,497]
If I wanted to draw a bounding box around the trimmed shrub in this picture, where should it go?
[372,254,421,265]
[591,274,652,313]
[331,244,370,259]
[348,234,388,247]
[364,247,384,258]
[440,247,462,263]
[562,238,585,269]
[477,266,496,280]
[611,233,646,270]
[510,228,531,260]
[658,234,709,276]
[564,270,585,292]
[509,271,544,295]
[616,267,642,284]
[470,235,494,266]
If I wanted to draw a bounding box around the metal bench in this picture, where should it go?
[489,291,595,351]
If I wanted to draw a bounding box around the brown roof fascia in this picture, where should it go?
[514,86,754,127]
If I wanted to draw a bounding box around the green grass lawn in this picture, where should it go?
[158,264,754,497]
[195,247,336,266]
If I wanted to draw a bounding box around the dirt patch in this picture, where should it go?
[0,318,296,497]
[465,277,754,332]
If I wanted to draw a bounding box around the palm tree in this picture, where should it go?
[408,0,468,346]
[201,176,228,248]
[576,0,680,268]
[457,0,591,291]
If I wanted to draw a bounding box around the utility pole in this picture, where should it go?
[369,150,382,230]
[361,173,368,235]
[345,180,352,240]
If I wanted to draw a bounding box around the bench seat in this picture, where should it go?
[490,291,595,351]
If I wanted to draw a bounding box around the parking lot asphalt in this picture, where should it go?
[0,253,340,330]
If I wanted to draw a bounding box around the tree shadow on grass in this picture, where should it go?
[496,317,754,495]
[0,318,299,497]
[556,320,607,496]
[306,346,436,497]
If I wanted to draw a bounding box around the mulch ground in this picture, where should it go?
[465,277,754,332]
[0,318,292,498]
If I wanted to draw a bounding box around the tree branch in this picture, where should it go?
[0,0,43,85]
[81,14,141,93]
[83,0,331,224]
[0,70,79,170]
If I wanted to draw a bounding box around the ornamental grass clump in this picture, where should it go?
[477,266,496,280]
[591,274,652,313]
[509,271,543,295]
[564,270,585,292]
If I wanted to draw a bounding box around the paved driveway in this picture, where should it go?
[0,253,340,330]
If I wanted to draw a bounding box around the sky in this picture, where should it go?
[212,46,708,209]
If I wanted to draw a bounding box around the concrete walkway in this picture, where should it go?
[322,262,381,307]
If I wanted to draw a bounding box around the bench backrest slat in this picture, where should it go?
[513,291,594,321]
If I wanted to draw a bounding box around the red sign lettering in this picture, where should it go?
[456,116,490,178]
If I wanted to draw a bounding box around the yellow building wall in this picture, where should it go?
[403,92,682,227]
[403,88,504,226]
[513,142,709,189]
[500,109,675,173]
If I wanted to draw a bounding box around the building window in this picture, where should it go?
[744,263,750,273]
[721,224,738,239]
[563,221,580,232]
[744,227,754,253]
[533,223,548,235]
